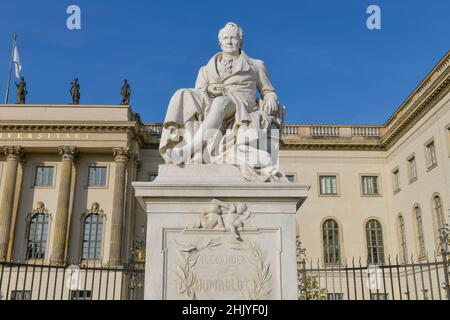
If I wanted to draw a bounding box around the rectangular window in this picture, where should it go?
[447,127,450,156]
[408,156,417,181]
[148,173,157,182]
[70,290,92,300]
[361,176,379,195]
[392,168,400,192]
[34,166,54,186]
[370,293,389,300]
[327,293,343,300]
[10,290,32,300]
[88,166,107,187]
[285,174,295,182]
[319,175,337,195]
[426,141,437,168]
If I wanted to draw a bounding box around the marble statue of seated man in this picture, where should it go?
[159,22,285,181]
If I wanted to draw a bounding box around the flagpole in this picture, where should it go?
[4,33,17,104]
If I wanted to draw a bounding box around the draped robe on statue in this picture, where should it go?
[159,51,286,182]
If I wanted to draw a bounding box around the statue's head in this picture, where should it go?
[218,22,243,55]
[235,203,247,214]
[205,203,220,214]
[91,202,100,212]
[20,76,25,81]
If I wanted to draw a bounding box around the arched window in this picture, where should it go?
[27,203,49,260]
[433,195,445,233]
[82,212,103,260]
[366,219,385,264]
[397,215,408,262]
[322,219,341,265]
[414,206,426,258]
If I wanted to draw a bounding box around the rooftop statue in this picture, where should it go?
[15,76,28,104]
[159,22,286,182]
[70,78,80,104]
[120,79,131,105]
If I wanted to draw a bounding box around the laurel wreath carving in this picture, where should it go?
[175,238,222,300]
[175,238,272,300]
[231,241,272,300]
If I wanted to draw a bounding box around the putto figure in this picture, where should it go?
[159,22,285,182]
[70,78,80,104]
[120,79,131,105]
[15,76,28,104]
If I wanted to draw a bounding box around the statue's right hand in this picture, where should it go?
[207,84,224,97]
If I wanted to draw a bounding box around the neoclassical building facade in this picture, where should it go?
[0,51,449,273]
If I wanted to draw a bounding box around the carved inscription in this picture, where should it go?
[174,237,272,300]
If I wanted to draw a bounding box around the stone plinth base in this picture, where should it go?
[133,164,309,300]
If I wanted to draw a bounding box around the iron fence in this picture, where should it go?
[2,225,449,301]
[0,260,144,300]
[298,255,449,300]
[297,225,450,300]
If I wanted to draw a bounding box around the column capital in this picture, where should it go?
[58,146,79,161]
[113,147,130,163]
[3,146,26,162]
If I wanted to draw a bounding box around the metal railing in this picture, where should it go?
[144,123,383,139]
[297,225,450,300]
[0,260,144,300]
[298,255,449,300]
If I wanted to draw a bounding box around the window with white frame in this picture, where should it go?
[433,195,445,239]
[70,290,92,300]
[414,206,426,258]
[87,166,107,187]
[34,166,54,187]
[319,175,337,195]
[425,141,437,168]
[392,168,400,192]
[408,156,417,181]
[10,290,32,300]
[398,214,408,263]
[361,176,380,195]
[285,174,295,182]
[26,213,49,260]
[447,126,450,155]
[81,213,103,260]
[322,219,341,265]
[327,293,343,300]
[370,293,389,300]
[366,219,385,264]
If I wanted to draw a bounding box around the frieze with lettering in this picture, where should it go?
[0,132,91,141]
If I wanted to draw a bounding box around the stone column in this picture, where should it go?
[109,147,130,266]
[0,146,26,261]
[51,146,78,265]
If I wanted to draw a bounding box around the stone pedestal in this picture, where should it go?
[133,165,309,300]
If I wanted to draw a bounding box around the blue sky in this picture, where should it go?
[0,0,449,125]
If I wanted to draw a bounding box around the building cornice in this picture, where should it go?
[0,52,448,153]
[380,70,450,149]
[0,121,136,131]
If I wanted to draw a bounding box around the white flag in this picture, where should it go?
[13,45,22,79]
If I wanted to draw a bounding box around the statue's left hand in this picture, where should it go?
[263,95,278,116]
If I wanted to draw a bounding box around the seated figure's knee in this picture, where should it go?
[212,96,233,112]
[174,88,190,97]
